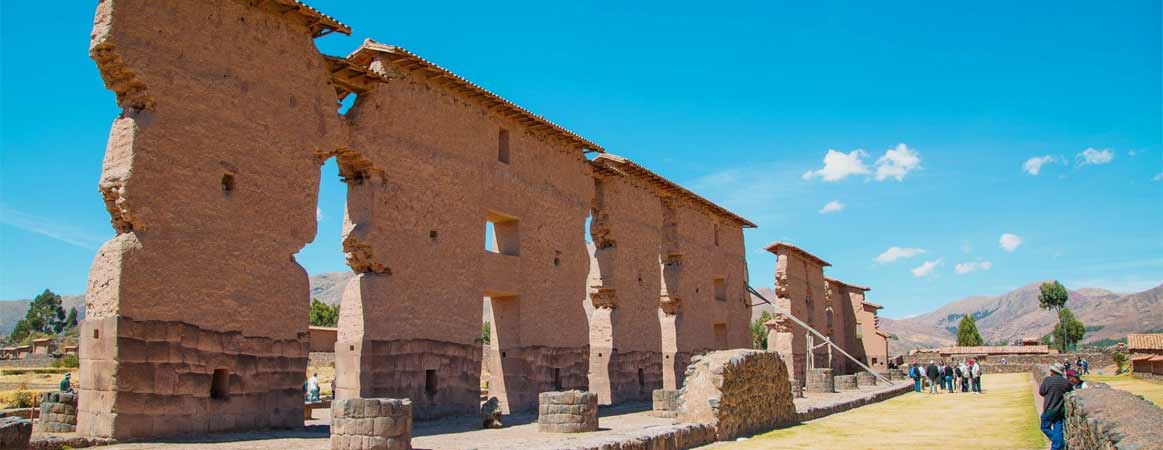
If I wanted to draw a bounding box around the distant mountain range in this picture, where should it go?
[879,282,1163,355]
[6,276,1160,354]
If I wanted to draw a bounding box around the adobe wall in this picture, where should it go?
[856,302,888,369]
[823,280,860,374]
[769,245,829,383]
[335,52,593,416]
[587,168,665,404]
[81,0,341,440]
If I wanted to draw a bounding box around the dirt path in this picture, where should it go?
[712,373,1046,450]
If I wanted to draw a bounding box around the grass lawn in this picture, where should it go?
[717,373,1045,450]
[1085,373,1163,406]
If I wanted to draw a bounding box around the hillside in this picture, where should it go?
[0,294,85,337]
[880,282,1163,355]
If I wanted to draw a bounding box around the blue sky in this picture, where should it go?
[1,1,1160,318]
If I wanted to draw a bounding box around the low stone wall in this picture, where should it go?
[1132,371,1163,383]
[0,416,32,450]
[903,352,1113,374]
[676,350,795,441]
[856,372,877,386]
[651,389,680,418]
[0,355,56,369]
[1031,364,1049,388]
[330,398,412,450]
[1064,386,1163,450]
[37,392,77,433]
[308,351,336,368]
[538,391,598,433]
[834,375,858,391]
[26,435,118,450]
[795,382,912,422]
[805,368,834,393]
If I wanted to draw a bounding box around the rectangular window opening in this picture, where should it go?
[498,129,511,164]
[210,369,230,400]
[553,368,563,391]
[713,223,719,246]
[713,278,727,302]
[485,212,520,256]
[425,369,438,397]
[638,368,645,393]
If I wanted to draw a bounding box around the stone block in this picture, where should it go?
[537,390,598,433]
[834,374,858,390]
[676,350,796,441]
[330,398,411,450]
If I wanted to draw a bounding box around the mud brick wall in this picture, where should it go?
[651,389,681,418]
[768,244,829,383]
[38,392,77,433]
[538,391,598,433]
[82,0,341,440]
[336,43,593,417]
[676,350,795,442]
[331,398,412,450]
[586,163,666,404]
[1064,386,1163,450]
[805,368,835,393]
[834,374,858,390]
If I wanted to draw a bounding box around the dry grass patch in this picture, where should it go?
[1085,373,1163,406]
[718,373,1045,450]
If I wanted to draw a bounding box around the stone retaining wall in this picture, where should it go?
[676,350,795,441]
[795,382,912,422]
[856,372,877,386]
[834,375,858,390]
[538,391,598,433]
[651,389,680,418]
[1064,386,1163,450]
[330,398,412,450]
[37,392,77,433]
[805,368,834,393]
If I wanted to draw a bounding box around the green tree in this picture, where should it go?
[956,315,984,346]
[482,321,491,346]
[1038,281,1070,352]
[8,289,66,342]
[1051,308,1085,352]
[308,298,340,327]
[65,307,79,330]
[751,311,775,350]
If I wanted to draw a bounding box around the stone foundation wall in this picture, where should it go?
[805,368,835,393]
[309,352,335,368]
[337,339,479,420]
[856,371,877,386]
[78,317,307,439]
[834,374,858,390]
[1064,386,1163,450]
[492,346,589,414]
[902,352,1113,373]
[651,389,680,418]
[331,398,412,450]
[606,351,663,403]
[538,391,598,433]
[38,392,77,433]
[676,350,795,442]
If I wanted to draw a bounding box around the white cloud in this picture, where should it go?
[818,200,845,214]
[999,233,1023,252]
[874,143,922,181]
[0,206,103,249]
[911,258,942,277]
[1076,148,1114,166]
[802,149,869,181]
[1022,155,1055,175]
[316,207,324,221]
[1127,149,1137,157]
[954,260,993,274]
[875,246,926,264]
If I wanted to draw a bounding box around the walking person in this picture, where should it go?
[959,360,970,392]
[1082,358,1089,375]
[910,363,922,393]
[1039,364,1073,450]
[308,372,321,403]
[926,360,940,394]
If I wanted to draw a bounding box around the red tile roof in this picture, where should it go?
[1128,333,1163,351]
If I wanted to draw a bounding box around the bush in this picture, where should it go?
[53,354,79,368]
[1113,351,1129,375]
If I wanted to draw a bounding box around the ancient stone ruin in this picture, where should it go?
[676,350,796,441]
[80,0,761,440]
